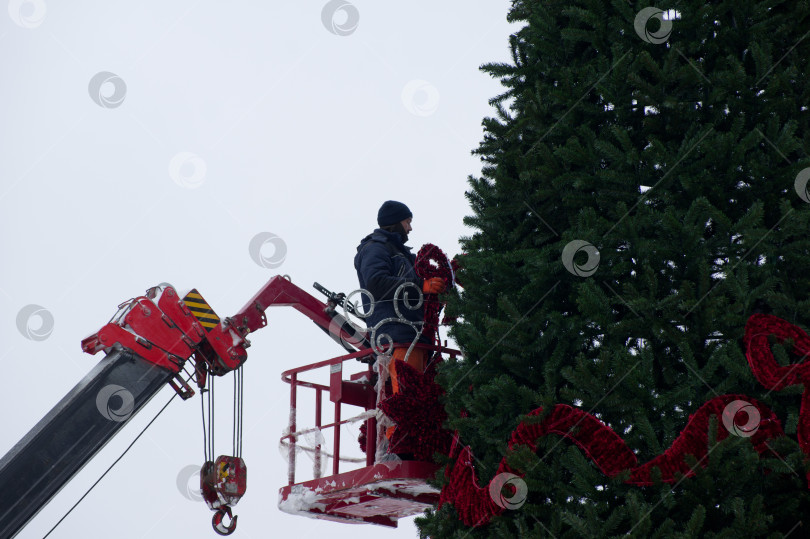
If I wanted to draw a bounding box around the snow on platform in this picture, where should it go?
[278,461,440,527]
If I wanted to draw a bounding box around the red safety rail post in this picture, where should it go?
[314,388,322,479]
[288,372,297,486]
[333,399,341,476]
[365,414,376,467]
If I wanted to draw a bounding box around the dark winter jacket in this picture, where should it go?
[354,228,427,346]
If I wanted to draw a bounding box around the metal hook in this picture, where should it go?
[212,505,238,536]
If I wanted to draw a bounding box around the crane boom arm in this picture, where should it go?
[0,349,173,538]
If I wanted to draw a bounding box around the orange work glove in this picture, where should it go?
[422,277,446,295]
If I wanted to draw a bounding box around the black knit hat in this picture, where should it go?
[377,200,412,227]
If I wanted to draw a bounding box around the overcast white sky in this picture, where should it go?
[0,2,517,537]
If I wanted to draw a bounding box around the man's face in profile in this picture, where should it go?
[399,217,412,242]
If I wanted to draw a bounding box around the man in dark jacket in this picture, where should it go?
[354,200,446,452]
[354,201,446,390]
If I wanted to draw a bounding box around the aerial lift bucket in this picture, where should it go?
[277,344,457,527]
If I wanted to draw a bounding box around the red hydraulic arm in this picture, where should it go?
[234,275,334,333]
[229,275,369,351]
[82,276,369,395]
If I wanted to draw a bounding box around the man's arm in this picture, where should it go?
[359,243,421,303]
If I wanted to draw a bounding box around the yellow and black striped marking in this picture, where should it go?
[182,289,220,331]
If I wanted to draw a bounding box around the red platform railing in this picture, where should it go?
[280,347,376,485]
[280,343,460,486]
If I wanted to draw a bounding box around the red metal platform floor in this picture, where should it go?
[278,461,440,527]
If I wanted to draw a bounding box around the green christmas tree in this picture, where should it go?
[418,1,810,537]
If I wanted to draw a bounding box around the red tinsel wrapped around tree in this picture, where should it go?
[439,314,810,527]
[744,314,810,457]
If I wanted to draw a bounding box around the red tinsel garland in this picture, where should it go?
[414,243,454,346]
[357,359,453,460]
[744,314,810,456]
[438,314,810,527]
[379,360,454,461]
